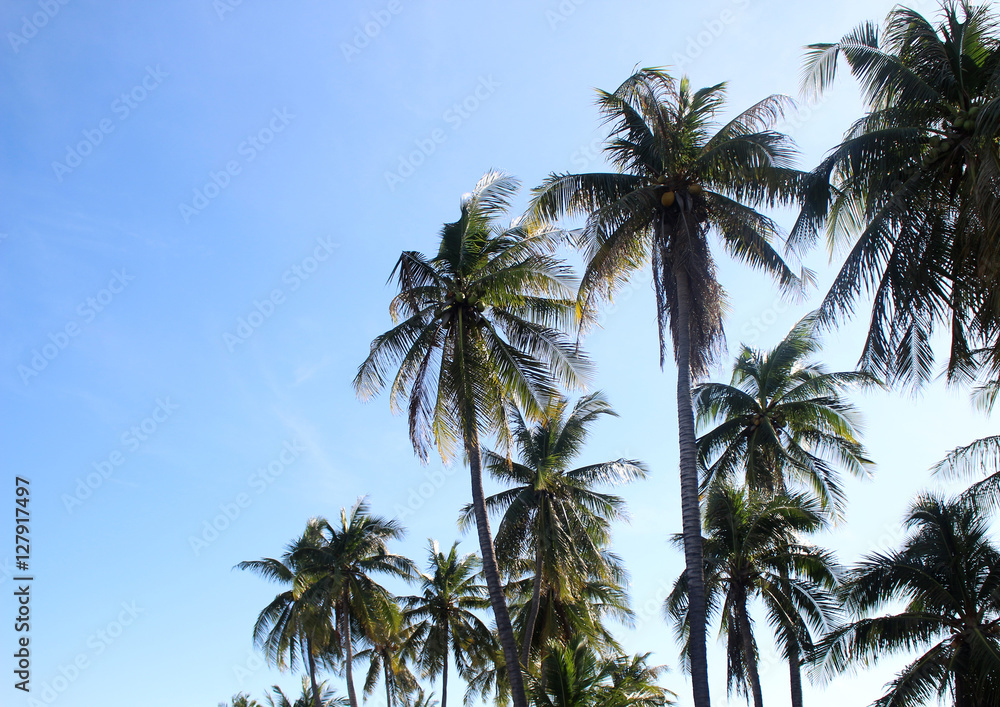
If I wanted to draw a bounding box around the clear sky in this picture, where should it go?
[1,1,995,706]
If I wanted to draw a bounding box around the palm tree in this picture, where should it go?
[265,677,349,707]
[290,501,415,707]
[403,541,495,707]
[796,1,1000,386]
[693,313,872,707]
[814,495,1000,707]
[529,69,807,707]
[666,485,840,707]
[694,313,875,515]
[224,693,263,707]
[933,434,1000,510]
[354,600,420,707]
[355,170,590,707]
[461,392,646,666]
[527,636,675,707]
[236,523,334,707]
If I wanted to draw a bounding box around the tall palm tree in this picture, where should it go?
[665,485,840,707]
[403,541,495,707]
[813,495,1000,707]
[354,600,420,707]
[355,170,590,707]
[236,523,334,707]
[693,313,872,707]
[290,501,415,707]
[694,313,875,515]
[529,69,808,707]
[527,636,675,707]
[796,1,1000,386]
[461,392,646,666]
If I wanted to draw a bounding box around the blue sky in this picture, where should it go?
[1,1,995,706]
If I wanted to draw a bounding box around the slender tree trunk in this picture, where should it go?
[307,636,322,707]
[520,539,544,667]
[384,659,393,707]
[464,420,529,707]
[441,627,449,707]
[779,567,804,707]
[455,311,528,707]
[674,266,712,707]
[734,589,764,707]
[340,607,360,707]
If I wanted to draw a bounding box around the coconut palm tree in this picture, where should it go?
[933,434,1000,510]
[354,600,420,707]
[665,485,840,707]
[236,523,334,707]
[289,502,415,707]
[813,495,1000,707]
[265,677,349,707]
[402,541,495,707]
[529,68,808,707]
[460,392,646,666]
[796,0,1000,387]
[527,636,675,707]
[693,313,872,707]
[355,170,590,707]
[694,312,875,515]
[224,693,263,707]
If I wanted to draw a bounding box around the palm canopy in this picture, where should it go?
[529,68,808,375]
[694,313,876,516]
[265,678,349,707]
[355,170,590,462]
[462,392,646,603]
[527,637,675,707]
[288,501,415,707]
[796,0,1000,386]
[665,485,840,707]
[933,433,1000,511]
[813,495,1000,707]
[402,540,494,707]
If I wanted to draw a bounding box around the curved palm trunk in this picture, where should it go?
[674,266,712,707]
[464,420,529,707]
[384,658,393,707]
[307,636,321,707]
[734,588,764,707]
[340,607,360,707]
[520,539,545,667]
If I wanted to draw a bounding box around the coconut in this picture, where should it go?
[661,190,676,207]
[965,119,976,131]
[687,183,702,195]
[476,302,486,312]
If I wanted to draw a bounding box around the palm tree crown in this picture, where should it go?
[797,0,1000,386]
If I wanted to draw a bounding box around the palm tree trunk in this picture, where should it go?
[520,539,544,667]
[674,266,712,707]
[778,567,804,707]
[441,634,449,707]
[735,590,764,707]
[307,636,322,707]
[384,659,393,707]
[340,607,360,707]
[464,418,529,707]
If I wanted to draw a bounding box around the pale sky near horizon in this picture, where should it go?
[1,1,996,707]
